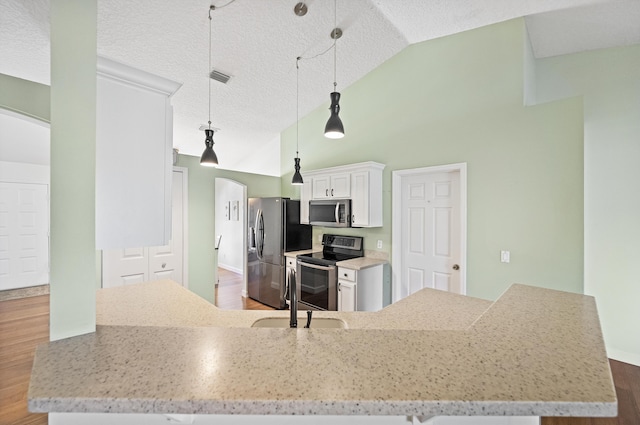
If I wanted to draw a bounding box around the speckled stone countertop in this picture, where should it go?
[29,281,617,417]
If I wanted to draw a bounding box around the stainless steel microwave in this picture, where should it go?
[309,199,351,227]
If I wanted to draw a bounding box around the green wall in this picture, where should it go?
[0,74,50,122]
[49,0,98,341]
[281,18,584,301]
[176,154,281,302]
[535,45,640,365]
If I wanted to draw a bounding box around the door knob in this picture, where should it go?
[452,264,460,270]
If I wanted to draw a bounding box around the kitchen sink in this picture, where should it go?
[251,317,347,329]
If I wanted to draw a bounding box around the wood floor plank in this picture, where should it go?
[215,268,275,311]
[0,294,48,425]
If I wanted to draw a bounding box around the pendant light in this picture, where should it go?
[324,0,344,139]
[200,5,219,167]
[292,57,304,186]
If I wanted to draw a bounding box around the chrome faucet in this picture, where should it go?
[288,268,297,328]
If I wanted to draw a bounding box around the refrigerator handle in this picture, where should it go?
[256,209,263,260]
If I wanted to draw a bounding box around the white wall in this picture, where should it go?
[534,44,640,366]
[0,108,50,165]
[214,178,245,274]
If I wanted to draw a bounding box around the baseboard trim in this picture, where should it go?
[218,264,243,275]
[0,284,50,302]
[608,348,640,367]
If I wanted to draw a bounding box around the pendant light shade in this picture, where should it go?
[200,129,218,167]
[324,91,344,139]
[292,157,303,185]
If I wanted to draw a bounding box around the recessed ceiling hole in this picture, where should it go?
[294,3,308,16]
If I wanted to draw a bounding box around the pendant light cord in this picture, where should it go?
[208,6,213,130]
[296,57,300,158]
[333,0,337,91]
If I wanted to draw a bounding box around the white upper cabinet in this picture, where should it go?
[311,172,350,199]
[301,162,385,228]
[95,56,182,250]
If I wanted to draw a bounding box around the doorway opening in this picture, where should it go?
[214,178,248,308]
[391,163,467,302]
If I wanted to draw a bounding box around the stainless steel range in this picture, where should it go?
[296,234,364,311]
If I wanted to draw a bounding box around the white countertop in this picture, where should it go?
[28,280,617,417]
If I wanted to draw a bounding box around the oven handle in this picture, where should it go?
[297,260,335,272]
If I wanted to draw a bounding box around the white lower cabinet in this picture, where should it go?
[338,264,386,312]
[337,280,357,312]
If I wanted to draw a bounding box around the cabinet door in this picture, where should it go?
[96,57,181,250]
[330,173,351,198]
[350,171,369,226]
[312,176,331,199]
[338,280,357,312]
[300,180,312,224]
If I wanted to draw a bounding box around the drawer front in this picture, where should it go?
[286,257,296,268]
[338,267,356,282]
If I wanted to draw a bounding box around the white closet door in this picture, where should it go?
[102,170,185,288]
[102,247,149,288]
[0,182,49,290]
[148,170,184,283]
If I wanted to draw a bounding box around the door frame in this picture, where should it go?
[172,166,189,288]
[391,162,467,301]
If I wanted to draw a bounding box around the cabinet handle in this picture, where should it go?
[352,214,355,222]
[338,283,341,291]
[331,188,334,196]
[326,189,329,196]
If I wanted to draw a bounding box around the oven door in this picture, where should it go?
[296,260,337,311]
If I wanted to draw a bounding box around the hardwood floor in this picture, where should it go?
[541,359,640,425]
[1,284,638,425]
[0,294,49,425]
[215,268,274,311]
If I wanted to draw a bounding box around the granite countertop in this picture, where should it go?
[337,256,387,270]
[28,281,617,417]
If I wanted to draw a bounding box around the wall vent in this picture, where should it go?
[210,69,231,84]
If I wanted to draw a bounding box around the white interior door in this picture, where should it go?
[102,247,148,286]
[398,170,462,298]
[149,170,184,283]
[102,169,186,288]
[0,182,49,290]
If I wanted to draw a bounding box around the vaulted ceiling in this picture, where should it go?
[2,0,639,176]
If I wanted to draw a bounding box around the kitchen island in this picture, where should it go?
[28,281,617,424]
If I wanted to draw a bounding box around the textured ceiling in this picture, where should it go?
[1,0,639,176]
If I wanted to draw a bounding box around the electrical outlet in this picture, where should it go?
[318,234,323,243]
[500,250,510,263]
[377,240,383,249]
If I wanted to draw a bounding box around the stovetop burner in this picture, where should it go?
[297,234,364,266]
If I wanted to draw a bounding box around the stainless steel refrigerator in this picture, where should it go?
[247,197,312,309]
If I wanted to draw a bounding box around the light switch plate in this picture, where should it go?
[501,250,510,263]
[377,240,383,249]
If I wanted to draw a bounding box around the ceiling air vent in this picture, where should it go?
[210,69,231,84]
